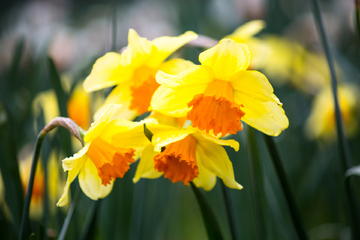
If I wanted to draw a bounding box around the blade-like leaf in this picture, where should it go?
[47,56,72,157]
[190,182,224,240]
[246,127,267,240]
[0,103,24,236]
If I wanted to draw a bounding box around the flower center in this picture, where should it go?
[87,138,135,186]
[129,67,159,115]
[154,135,198,185]
[187,79,245,136]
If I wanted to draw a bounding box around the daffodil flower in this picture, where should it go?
[305,84,359,142]
[57,104,153,206]
[151,39,289,136]
[83,29,197,120]
[133,124,242,191]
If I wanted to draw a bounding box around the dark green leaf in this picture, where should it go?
[190,182,224,240]
[143,124,153,142]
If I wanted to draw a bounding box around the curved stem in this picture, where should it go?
[19,117,83,240]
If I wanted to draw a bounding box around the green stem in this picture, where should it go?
[310,0,360,238]
[356,0,360,42]
[262,135,308,240]
[58,185,81,240]
[19,130,46,240]
[220,181,238,240]
[310,0,351,171]
[189,182,224,240]
[246,127,266,240]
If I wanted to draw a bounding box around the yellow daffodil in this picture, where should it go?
[133,124,242,191]
[67,83,91,130]
[151,39,289,136]
[253,35,303,85]
[83,29,197,120]
[305,84,359,142]
[291,50,342,95]
[58,104,146,206]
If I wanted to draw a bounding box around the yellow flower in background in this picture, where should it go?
[67,83,91,130]
[58,104,138,206]
[151,39,289,136]
[32,90,60,134]
[225,20,268,69]
[305,84,359,142]
[253,35,303,86]
[83,29,197,120]
[19,149,45,219]
[291,50,342,95]
[133,124,242,191]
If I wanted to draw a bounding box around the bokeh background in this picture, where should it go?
[1,0,360,239]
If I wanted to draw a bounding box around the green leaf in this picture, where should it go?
[47,56,72,157]
[143,124,153,142]
[79,200,101,240]
[8,37,25,84]
[246,127,267,240]
[262,134,308,240]
[190,182,224,240]
[0,103,24,236]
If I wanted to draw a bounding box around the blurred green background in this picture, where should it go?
[1,0,360,239]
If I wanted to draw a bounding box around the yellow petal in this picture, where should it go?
[109,120,156,149]
[193,150,217,191]
[85,104,123,143]
[199,39,251,80]
[57,145,89,207]
[158,58,194,75]
[78,158,114,200]
[196,140,242,190]
[230,70,274,102]
[156,65,214,88]
[152,128,197,152]
[83,52,133,92]
[93,84,137,121]
[133,144,162,183]
[192,130,239,151]
[122,29,154,68]
[234,92,289,136]
[150,84,207,117]
[147,31,198,68]
[225,20,266,42]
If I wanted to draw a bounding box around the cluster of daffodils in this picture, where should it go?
[57,28,289,206]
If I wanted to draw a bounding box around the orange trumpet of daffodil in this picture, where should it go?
[151,39,289,136]
[132,121,242,191]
